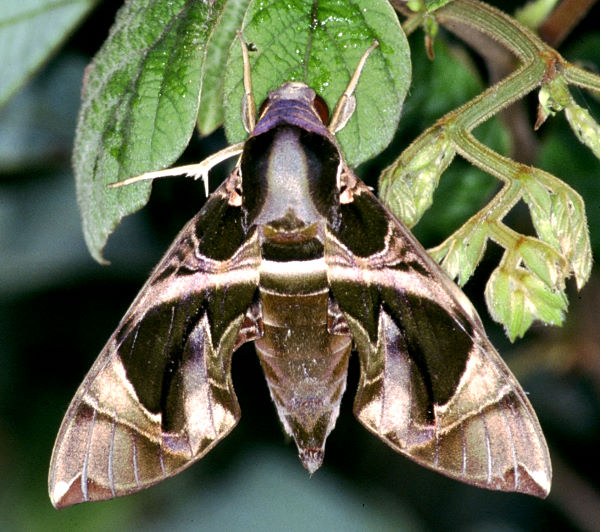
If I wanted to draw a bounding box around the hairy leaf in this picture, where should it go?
[73,0,226,262]
[223,0,410,166]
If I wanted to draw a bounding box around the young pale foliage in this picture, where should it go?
[380,0,598,339]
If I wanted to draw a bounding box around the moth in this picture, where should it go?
[49,37,551,508]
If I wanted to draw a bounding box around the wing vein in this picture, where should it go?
[460,421,467,476]
[502,397,520,489]
[203,315,218,442]
[81,407,97,502]
[108,414,117,497]
[479,410,492,485]
[159,439,166,477]
[132,432,140,488]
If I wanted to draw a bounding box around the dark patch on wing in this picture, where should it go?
[206,281,258,351]
[194,198,247,261]
[154,191,248,283]
[390,258,430,277]
[381,288,473,406]
[328,280,382,343]
[117,277,257,429]
[330,191,388,257]
[118,296,202,417]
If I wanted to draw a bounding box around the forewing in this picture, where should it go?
[49,181,261,508]
[325,178,551,497]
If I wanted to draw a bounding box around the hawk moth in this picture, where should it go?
[49,39,551,508]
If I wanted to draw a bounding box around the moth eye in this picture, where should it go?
[313,94,329,124]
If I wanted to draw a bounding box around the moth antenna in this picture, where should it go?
[238,30,256,133]
[328,40,379,133]
[108,142,245,195]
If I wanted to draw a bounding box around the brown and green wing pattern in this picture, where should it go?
[325,179,551,497]
[49,183,261,508]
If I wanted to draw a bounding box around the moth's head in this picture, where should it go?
[251,82,334,141]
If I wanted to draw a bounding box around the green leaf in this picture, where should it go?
[223,0,410,166]
[519,174,556,246]
[74,0,227,263]
[537,93,600,262]
[379,129,455,228]
[565,102,600,160]
[406,0,454,12]
[0,0,97,109]
[430,217,489,286]
[515,0,558,29]
[549,188,592,289]
[197,0,250,136]
[520,171,591,289]
[486,262,568,341]
[517,237,567,289]
[424,0,454,11]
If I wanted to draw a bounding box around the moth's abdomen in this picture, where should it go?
[255,256,352,473]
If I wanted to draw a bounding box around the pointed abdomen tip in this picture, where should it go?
[300,448,324,475]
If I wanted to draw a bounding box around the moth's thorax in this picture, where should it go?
[253,127,321,225]
[241,124,341,228]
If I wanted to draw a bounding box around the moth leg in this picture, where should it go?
[233,297,264,351]
[328,40,379,133]
[107,142,245,196]
[238,31,256,133]
[327,296,351,336]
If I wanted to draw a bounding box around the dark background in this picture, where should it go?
[2,1,600,530]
